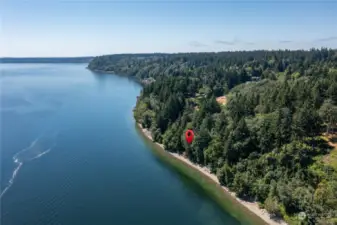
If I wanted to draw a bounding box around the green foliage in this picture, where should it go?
[205,137,224,173]
[217,163,234,186]
[93,49,337,224]
[264,196,282,218]
[319,99,337,134]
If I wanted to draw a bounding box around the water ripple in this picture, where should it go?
[0,131,59,199]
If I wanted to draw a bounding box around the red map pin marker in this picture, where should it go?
[185,130,194,144]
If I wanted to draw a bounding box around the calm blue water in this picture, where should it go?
[0,64,240,225]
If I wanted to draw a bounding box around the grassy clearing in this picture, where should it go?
[322,134,337,170]
[216,96,227,105]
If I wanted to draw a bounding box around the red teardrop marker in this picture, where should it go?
[185,130,194,144]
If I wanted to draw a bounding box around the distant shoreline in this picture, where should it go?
[86,68,116,74]
[0,57,93,64]
[137,123,287,225]
[87,68,146,86]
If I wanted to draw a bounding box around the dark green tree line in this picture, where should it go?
[90,49,337,224]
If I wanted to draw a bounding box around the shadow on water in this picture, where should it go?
[134,124,268,225]
[88,69,143,87]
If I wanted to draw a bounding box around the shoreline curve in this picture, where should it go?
[137,123,287,225]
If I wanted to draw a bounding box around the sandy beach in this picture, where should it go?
[138,124,287,225]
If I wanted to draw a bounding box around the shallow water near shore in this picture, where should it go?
[135,124,268,225]
[0,63,254,225]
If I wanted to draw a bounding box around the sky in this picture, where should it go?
[1,0,337,57]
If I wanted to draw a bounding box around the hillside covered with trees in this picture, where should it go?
[88,49,337,224]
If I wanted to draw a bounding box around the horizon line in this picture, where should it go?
[1,47,337,58]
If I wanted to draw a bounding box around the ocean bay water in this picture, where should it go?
[0,63,242,225]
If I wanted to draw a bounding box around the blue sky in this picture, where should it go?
[1,0,337,57]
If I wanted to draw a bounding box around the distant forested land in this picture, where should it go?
[89,49,337,224]
[0,57,93,63]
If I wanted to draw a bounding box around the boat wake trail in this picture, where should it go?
[0,131,59,199]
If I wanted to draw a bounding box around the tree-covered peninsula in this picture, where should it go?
[88,49,337,225]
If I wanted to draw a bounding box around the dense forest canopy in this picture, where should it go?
[89,49,337,225]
